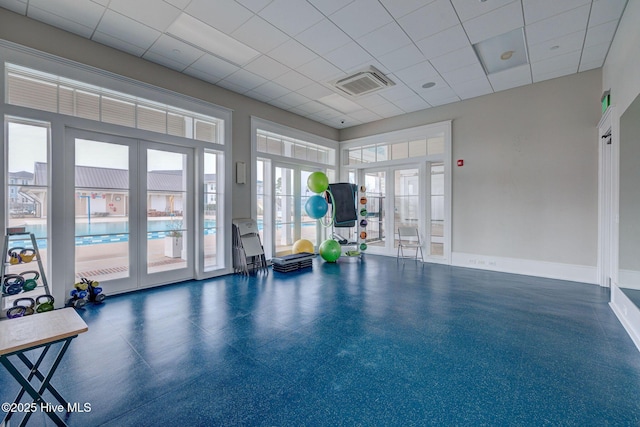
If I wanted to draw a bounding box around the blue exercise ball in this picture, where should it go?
[305,195,328,219]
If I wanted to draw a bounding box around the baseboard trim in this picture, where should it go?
[451,252,597,284]
[610,284,640,352]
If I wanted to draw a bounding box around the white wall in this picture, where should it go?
[342,70,602,279]
[0,8,339,221]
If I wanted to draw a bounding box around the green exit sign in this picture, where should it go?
[601,90,611,114]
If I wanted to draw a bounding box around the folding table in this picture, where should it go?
[1,308,88,426]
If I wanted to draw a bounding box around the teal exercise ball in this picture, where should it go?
[319,239,341,262]
[307,171,329,194]
[305,195,328,219]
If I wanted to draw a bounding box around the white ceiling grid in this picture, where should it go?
[0,0,628,129]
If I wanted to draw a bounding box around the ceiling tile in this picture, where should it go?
[96,10,161,51]
[584,20,619,47]
[244,55,290,80]
[251,81,291,99]
[589,0,627,27]
[187,53,240,79]
[221,69,269,90]
[421,86,460,106]
[296,57,343,82]
[27,6,95,38]
[357,22,413,58]
[259,0,324,36]
[442,62,486,86]
[324,41,374,72]
[275,91,311,107]
[28,0,105,29]
[217,78,251,93]
[329,0,393,39]
[347,108,383,122]
[580,42,609,65]
[394,61,441,84]
[463,1,524,44]
[273,70,314,91]
[379,0,433,19]
[487,64,532,91]
[393,95,431,113]
[398,0,459,42]
[185,0,253,34]
[430,46,479,74]
[452,77,493,100]
[296,19,351,56]
[164,0,191,9]
[528,30,585,63]
[451,0,516,22]
[183,67,222,85]
[108,0,181,31]
[269,39,318,69]
[356,93,390,108]
[531,50,581,81]
[522,0,590,25]
[243,89,275,102]
[525,5,590,46]
[380,85,418,102]
[368,102,405,117]
[378,43,426,72]
[295,101,329,115]
[92,0,110,5]
[147,34,206,66]
[296,83,335,100]
[142,51,190,72]
[415,25,470,60]
[307,0,354,16]
[231,16,289,53]
[92,31,148,56]
[234,0,271,12]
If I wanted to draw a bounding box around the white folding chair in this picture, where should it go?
[397,227,424,262]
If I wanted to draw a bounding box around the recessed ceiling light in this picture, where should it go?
[422,82,436,89]
[500,50,514,60]
[473,28,529,74]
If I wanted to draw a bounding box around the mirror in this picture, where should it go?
[618,93,640,307]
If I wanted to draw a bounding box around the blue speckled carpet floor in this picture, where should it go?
[2,255,639,425]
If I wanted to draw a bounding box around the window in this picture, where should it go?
[5,117,50,273]
[6,64,223,143]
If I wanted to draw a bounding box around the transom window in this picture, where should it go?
[6,63,222,144]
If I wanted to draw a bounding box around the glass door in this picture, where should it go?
[363,170,386,250]
[141,142,193,287]
[70,130,193,293]
[264,162,325,257]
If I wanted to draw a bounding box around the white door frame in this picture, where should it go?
[598,107,617,288]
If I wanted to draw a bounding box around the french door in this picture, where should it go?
[69,129,194,293]
[259,159,325,258]
[357,162,445,260]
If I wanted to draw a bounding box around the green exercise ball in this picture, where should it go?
[319,239,341,262]
[307,171,329,194]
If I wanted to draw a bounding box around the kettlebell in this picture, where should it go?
[8,247,24,265]
[13,297,35,316]
[36,295,55,313]
[6,306,26,319]
[21,271,40,292]
[19,248,36,263]
[3,274,25,295]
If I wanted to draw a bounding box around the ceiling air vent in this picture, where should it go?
[333,66,395,97]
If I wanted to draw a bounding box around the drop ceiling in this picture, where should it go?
[0,0,628,129]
